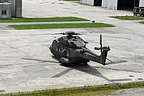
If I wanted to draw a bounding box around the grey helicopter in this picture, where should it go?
[49,31,110,66]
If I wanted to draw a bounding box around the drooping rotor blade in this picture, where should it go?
[55,33,65,35]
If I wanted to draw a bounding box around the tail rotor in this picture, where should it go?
[94,34,110,65]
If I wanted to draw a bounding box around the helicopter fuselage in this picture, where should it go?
[49,31,110,66]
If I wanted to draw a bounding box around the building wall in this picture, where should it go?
[0,3,11,19]
[81,0,86,5]
[101,0,107,7]
[0,0,22,17]
[82,0,144,10]
[81,0,94,6]
[7,0,15,17]
[0,0,8,3]
[15,0,22,17]
[101,0,144,10]
[102,0,117,10]
[140,0,144,7]
[81,0,118,9]
[9,0,22,17]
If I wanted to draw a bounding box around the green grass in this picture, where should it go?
[110,16,144,20]
[2,81,144,96]
[0,17,89,23]
[64,0,80,3]
[10,23,114,30]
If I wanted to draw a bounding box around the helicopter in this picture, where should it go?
[49,31,110,66]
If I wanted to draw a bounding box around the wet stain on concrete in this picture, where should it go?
[138,78,143,80]
[0,90,5,93]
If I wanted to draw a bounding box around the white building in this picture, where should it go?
[81,0,102,6]
[8,0,22,17]
[0,0,22,18]
[0,2,11,19]
[81,0,144,10]
[140,0,144,6]
[102,0,117,10]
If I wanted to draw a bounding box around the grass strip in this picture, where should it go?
[0,17,89,23]
[10,23,114,30]
[64,0,80,4]
[110,16,144,20]
[2,81,144,96]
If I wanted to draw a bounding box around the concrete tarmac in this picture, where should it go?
[0,0,144,93]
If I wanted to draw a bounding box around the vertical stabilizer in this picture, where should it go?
[100,47,110,65]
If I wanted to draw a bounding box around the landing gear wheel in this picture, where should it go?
[82,62,88,65]
[60,63,73,67]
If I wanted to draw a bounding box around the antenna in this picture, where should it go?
[94,34,103,51]
[100,34,102,53]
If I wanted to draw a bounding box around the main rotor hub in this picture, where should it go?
[65,31,78,36]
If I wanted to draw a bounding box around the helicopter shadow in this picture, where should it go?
[22,57,132,83]
[52,64,111,82]
[106,59,127,65]
[92,66,141,73]
[52,64,131,83]
[72,64,112,82]
[22,57,59,63]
